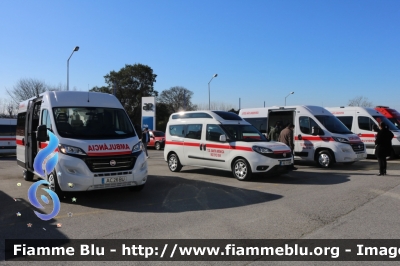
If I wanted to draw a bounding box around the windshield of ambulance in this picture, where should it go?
[52,107,136,139]
[388,118,400,129]
[373,116,399,131]
[315,115,352,134]
[221,124,267,142]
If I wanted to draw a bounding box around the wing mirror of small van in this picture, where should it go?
[37,125,48,142]
[219,135,227,142]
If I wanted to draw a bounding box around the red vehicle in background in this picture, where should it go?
[375,106,400,129]
[148,130,165,150]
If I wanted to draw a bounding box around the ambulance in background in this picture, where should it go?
[325,106,400,157]
[239,106,367,168]
[0,118,17,155]
[375,106,400,129]
[16,91,147,194]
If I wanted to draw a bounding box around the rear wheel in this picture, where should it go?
[232,158,252,181]
[23,170,34,181]
[168,153,182,172]
[155,142,161,150]
[316,150,334,168]
[129,184,145,192]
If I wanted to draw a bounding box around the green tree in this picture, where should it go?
[91,64,158,124]
[156,102,171,132]
[158,86,196,113]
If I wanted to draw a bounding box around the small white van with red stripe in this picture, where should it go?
[0,118,17,155]
[17,91,147,194]
[325,106,400,157]
[164,111,293,181]
[240,106,367,168]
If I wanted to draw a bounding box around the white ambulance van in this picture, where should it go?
[325,106,400,157]
[0,118,17,155]
[239,106,367,168]
[164,110,293,181]
[16,91,147,194]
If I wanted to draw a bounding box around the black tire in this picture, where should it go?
[168,153,182,172]
[232,158,252,181]
[47,171,63,196]
[128,184,145,192]
[155,142,161,150]
[23,170,34,181]
[316,150,334,168]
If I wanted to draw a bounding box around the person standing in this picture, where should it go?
[278,123,297,170]
[375,122,394,176]
[142,127,150,158]
[268,122,282,141]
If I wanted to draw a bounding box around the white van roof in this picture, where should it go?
[18,91,122,113]
[325,106,384,116]
[169,110,250,125]
[239,105,333,118]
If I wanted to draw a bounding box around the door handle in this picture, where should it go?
[298,134,302,140]
[199,144,203,150]
[203,144,206,151]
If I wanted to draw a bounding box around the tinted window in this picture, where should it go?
[388,118,400,129]
[17,113,26,137]
[169,125,185,137]
[41,109,52,130]
[299,116,319,134]
[153,131,165,137]
[372,116,399,131]
[0,125,16,136]
[336,116,353,130]
[358,116,376,131]
[185,124,202,140]
[206,124,226,142]
[172,113,212,119]
[221,124,267,141]
[243,118,267,133]
[213,111,242,120]
[315,115,352,134]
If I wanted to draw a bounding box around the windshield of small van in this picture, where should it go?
[221,124,267,142]
[53,107,136,139]
[315,115,352,134]
[373,116,399,131]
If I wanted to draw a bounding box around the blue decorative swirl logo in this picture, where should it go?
[28,130,60,221]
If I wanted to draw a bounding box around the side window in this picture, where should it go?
[169,125,185,137]
[17,113,26,137]
[299,116,319,134]
[206,124,225,142]
[358,116,375,131]
[46,110,52,129]
[185,124,202,140]
[41,109,48,127]
[337,116,353,130]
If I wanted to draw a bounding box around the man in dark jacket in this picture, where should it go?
[375,122,394,176]
[278,123,297,170]
[142,127,150,158]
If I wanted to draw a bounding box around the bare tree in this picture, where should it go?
[158,86,196,112]
[7,78,48,104]
[6,101,14,117]
[195,101,236,111]
[348,96,373,107]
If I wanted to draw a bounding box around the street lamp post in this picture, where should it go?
[208,74,218,110]
[67,46,80,91]
[285,91,294,106]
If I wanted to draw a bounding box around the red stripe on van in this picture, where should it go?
[207,143,231,149]
[165,141,184,145]
[229,146,252,151]
[183,142,200,147]
[39,142,59,152]
[294,136,334,141]
[16,139,24,145]
[87,151,132,156]
[358,134,376,138]
[0,138,16,141]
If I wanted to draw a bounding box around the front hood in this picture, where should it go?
[59,138,139,156]
[332,134,362,143]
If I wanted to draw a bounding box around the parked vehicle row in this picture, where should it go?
[0,118,16,155]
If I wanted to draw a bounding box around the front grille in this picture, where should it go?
[264,153,292,159]
[84,155,137,172]
[350,143,365,152]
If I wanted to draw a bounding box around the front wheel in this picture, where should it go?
[23,170,34,181]
[168,153,182,172]
[232,158,252,181]
[47,171,63,196]
[316,150,334,168]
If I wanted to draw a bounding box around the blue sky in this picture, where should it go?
[1,0,399,110]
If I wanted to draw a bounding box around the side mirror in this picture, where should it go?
[37,125,48,142]
[219,135,227,142]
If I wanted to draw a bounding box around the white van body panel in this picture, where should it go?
[325,107,400,156]
[0,118,17,155]
[240,105,367,165]
[164,111,293,177]
[17,91,147,191]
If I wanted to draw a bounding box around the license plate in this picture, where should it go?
[357,153,364,159]
[102,176,127,184]
[280,160,292,166]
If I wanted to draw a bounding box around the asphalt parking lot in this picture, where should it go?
[1,151,400,265]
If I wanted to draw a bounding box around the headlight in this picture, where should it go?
[332,137,349,143]
[132,141,143,153]
[59,144,87,155]
[252,145,273,154]
[341,148,352,153]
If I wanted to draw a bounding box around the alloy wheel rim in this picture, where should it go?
[169,156,177,170]
[319,154,330,167]
[235,162,247,179]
